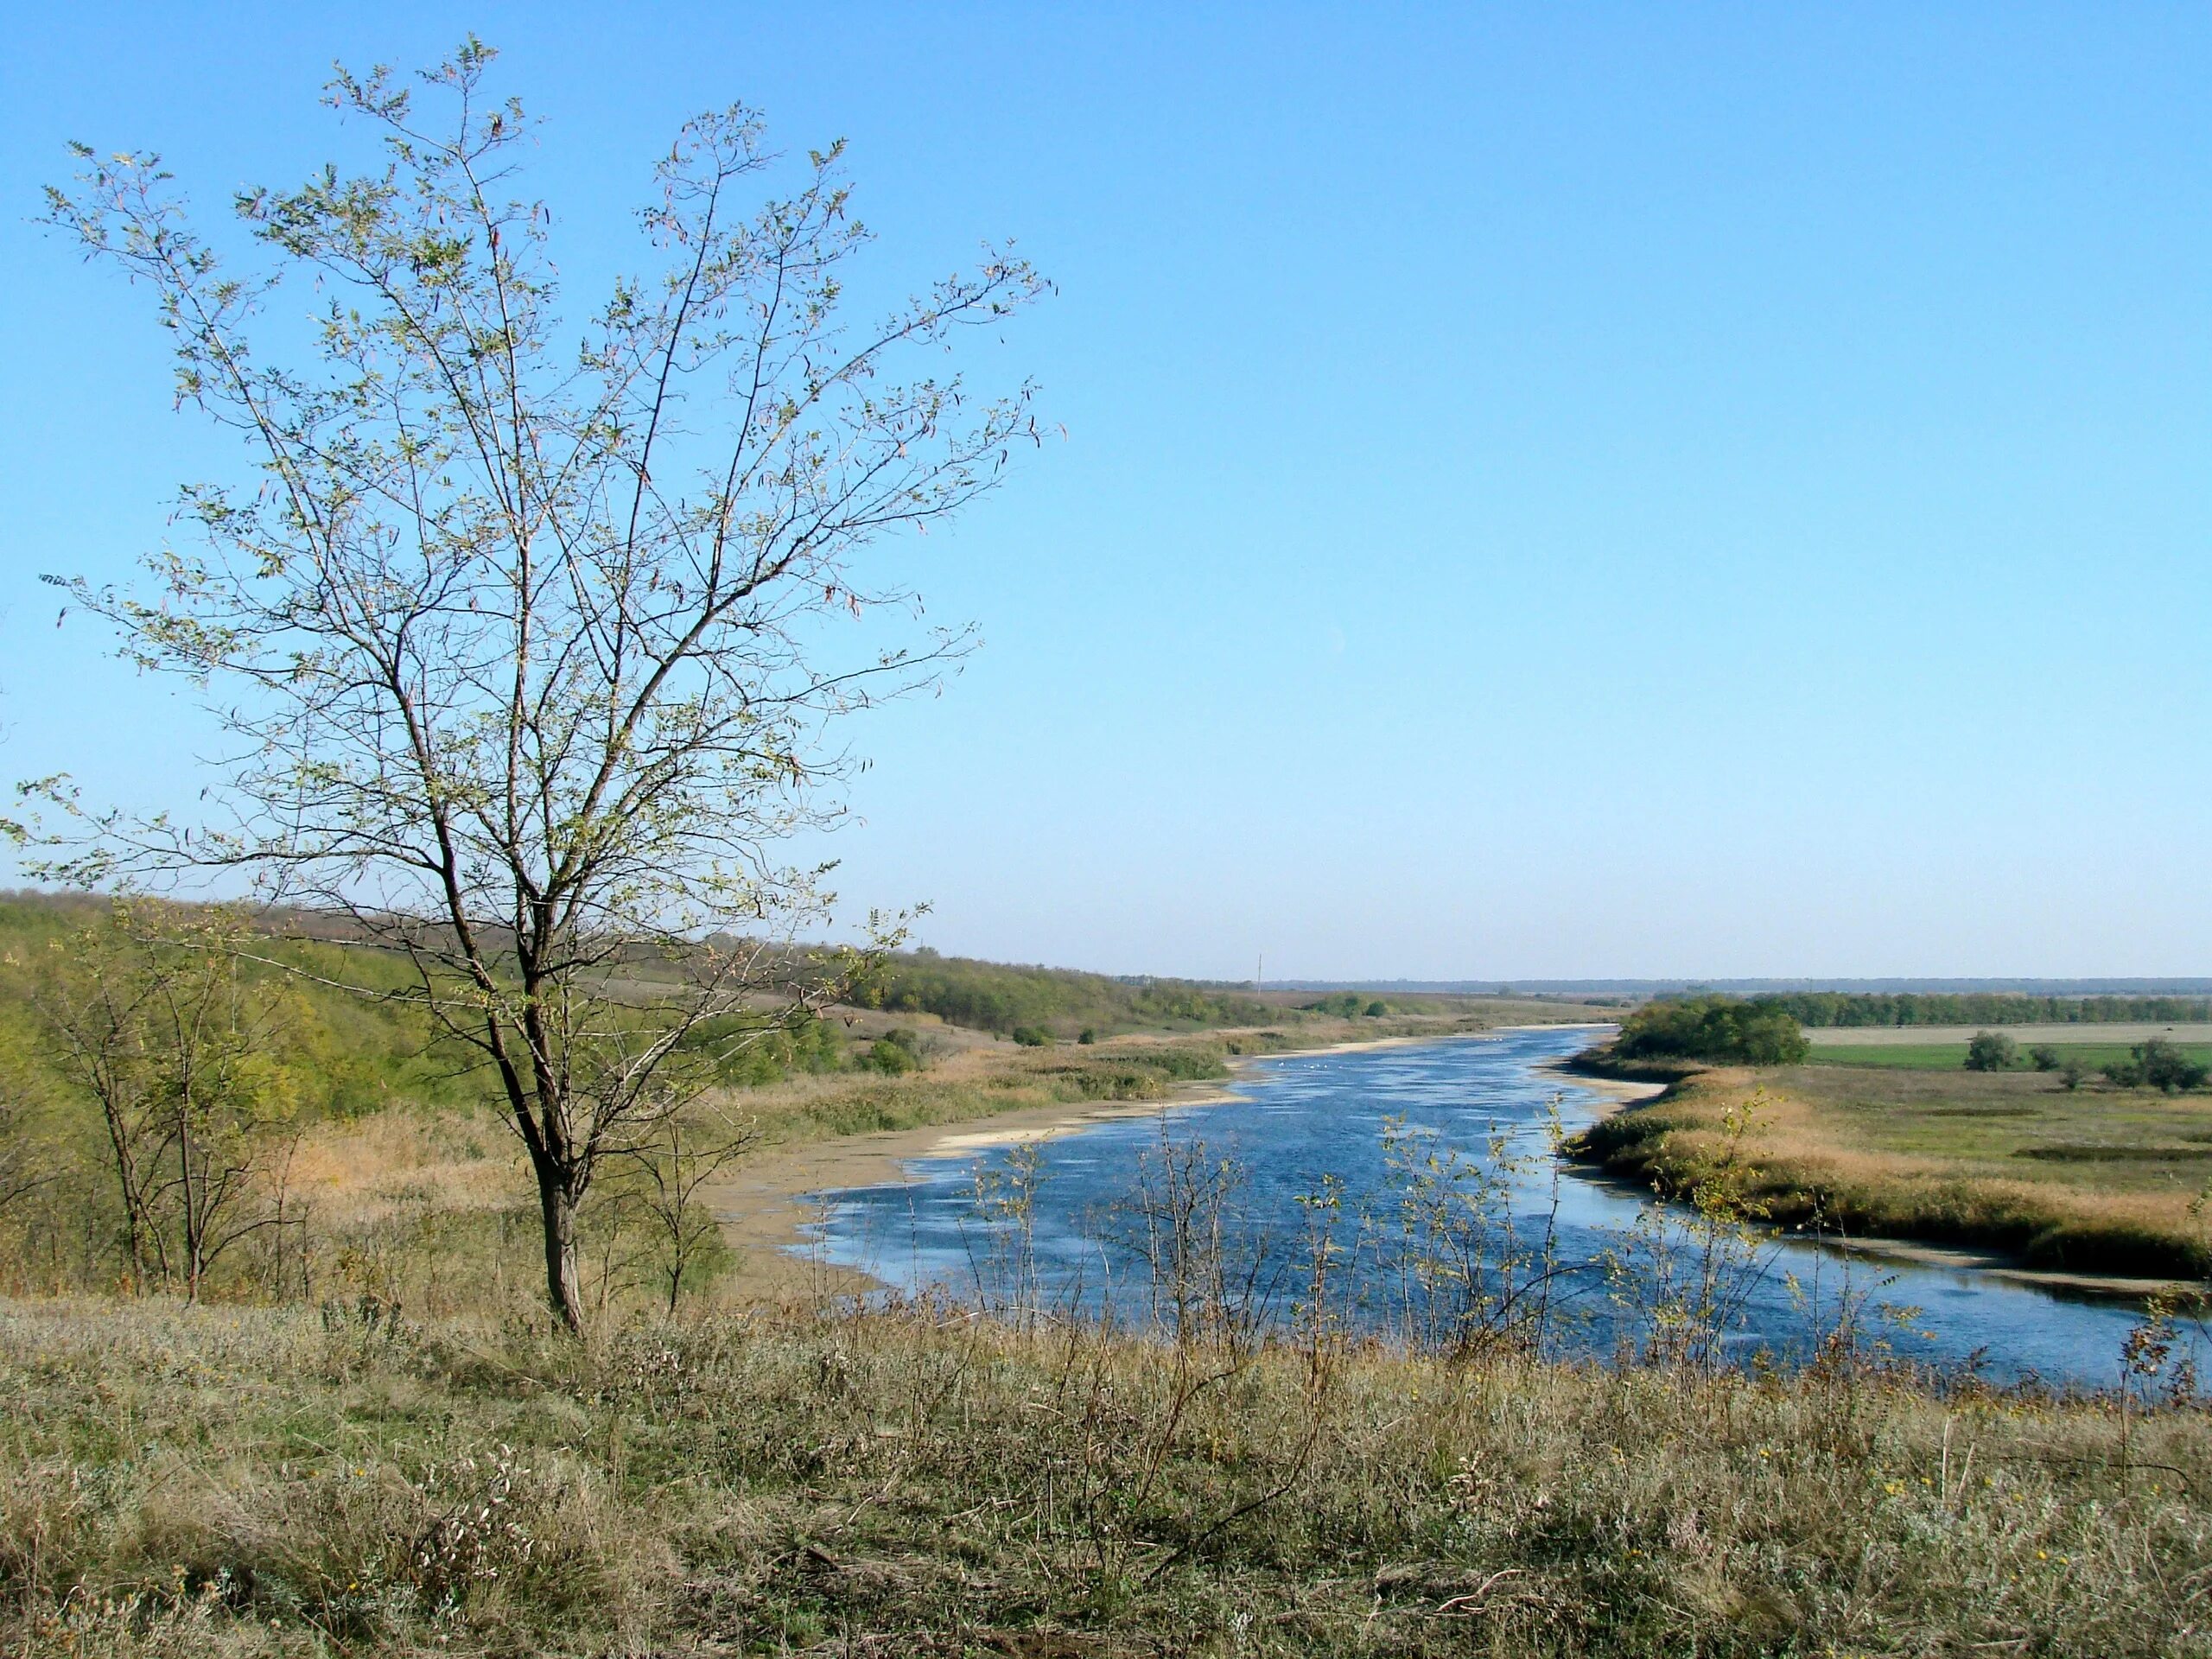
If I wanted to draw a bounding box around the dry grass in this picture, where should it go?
[1574,1062,2212,1279]
[2,1292,2208,1656]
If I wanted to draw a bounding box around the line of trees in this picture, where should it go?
[1760,992,2212,1028]
[857,949,1280,1039]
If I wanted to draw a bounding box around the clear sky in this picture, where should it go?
[2,4,2207,981]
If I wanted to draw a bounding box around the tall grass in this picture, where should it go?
[2,1291,2208,1656]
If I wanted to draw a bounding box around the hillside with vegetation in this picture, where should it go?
[855,948,1281,1037]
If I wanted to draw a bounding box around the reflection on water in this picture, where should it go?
[798,1026,2206,1391]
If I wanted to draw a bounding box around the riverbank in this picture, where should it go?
[1564,1051,2212,1300]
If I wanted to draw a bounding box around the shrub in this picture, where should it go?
[864,1038,919,1075]
[1612,996,1810,1065]
[1010,1027,1052,1048]
[1077,1028,1096,1045]
[1363,1001,1388,1018]
[2028,1045,2061,1071]
[1301,994,1369,1019]
[1965,1031,2018,1072]
[2058,1058,2087,1090]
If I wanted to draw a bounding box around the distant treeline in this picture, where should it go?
[1754,992,2212,1028]
[858,950,1280,1038]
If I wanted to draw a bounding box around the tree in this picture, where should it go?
[32,41,1047,1329]
[26,901,298,1298]
[620,1101,754,1314]
[2057,1058,2087,1091]
[1963,1031,2018,1072]
[2132,1039,2208,1094]
[2027,1044,2061,1072]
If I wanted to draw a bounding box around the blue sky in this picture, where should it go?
[2,4,2207,980]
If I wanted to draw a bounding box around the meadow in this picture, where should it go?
[1573,1058,2212,1281]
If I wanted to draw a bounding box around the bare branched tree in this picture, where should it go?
[620,1100,758,1314]
[29,38,1049,1328]
[24,900,299,1299]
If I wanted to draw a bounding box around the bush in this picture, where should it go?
[1010,1026,1052,1048]
[1077,1027,1096,1045]
[863,1037,919,1075]
[2058,1058,2087,1090]
[2027,1044,2061,1071]
[1965,1031,2018,1072]
[1301,994,1370,1019]
[1612,996,1810,1065]
[1363,1001,1387,1018]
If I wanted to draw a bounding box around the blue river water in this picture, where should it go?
[796,1027,2205,1391]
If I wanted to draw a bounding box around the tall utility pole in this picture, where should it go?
[1256,954,1263,993]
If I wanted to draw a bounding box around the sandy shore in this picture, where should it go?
[709,1024,1630,1295]
[1535,1056,1667,1113]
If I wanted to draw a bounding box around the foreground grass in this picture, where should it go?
[3,1294,2209,1656]
[1573,1060,2212,1280]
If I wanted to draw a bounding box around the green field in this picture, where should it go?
[1814,1043,2212,1071]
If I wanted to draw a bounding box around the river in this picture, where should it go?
[797,1026,2205,1390]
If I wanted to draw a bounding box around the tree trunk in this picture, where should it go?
[536,1162,587,1333]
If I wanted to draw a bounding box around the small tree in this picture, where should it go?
[25,901,297,1298]
[621,1101,754,1314]
[33,41,1047,1330]
[1963,1031,2017,1072]
[2027,1044,2061,1072]
[2057,1058,2087,1091]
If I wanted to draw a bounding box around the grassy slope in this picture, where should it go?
[4,1295,2208,1657]
[1572,1058,2212,1278]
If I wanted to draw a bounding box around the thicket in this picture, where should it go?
[1763,991,2212,1027]
[1302,993,1389,1018]
[1612,996,1811,1065]
[2104,1039,2212,1094]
